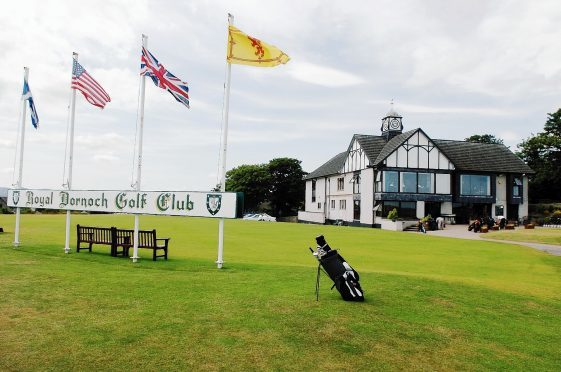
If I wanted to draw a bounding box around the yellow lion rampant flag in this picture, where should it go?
[227,25,290,67]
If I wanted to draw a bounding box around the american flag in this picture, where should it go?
[71,60,111,109]
[140,47,190,108]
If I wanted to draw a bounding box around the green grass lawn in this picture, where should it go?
[1,214,560,371]
[483,227,561,246]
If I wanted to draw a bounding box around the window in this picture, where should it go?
[375,172,382,192]
[352,173,361,194]
[382,201,399,217]
[383,171,398,192]
[495,205,504,216]
[417,173,433,194]
[513,177,522,197]
[400,172,417,193]
[311,180,316,202]
[339,200,346,209]
[400,202,416,219]
[382,171,443,194]
[337,177,344,191]
[317,202,321,209]
[382,201,416,219]
[354,200,360,220]
[435,173,451,194]
[460,175,490,196]
[331,200,335,209]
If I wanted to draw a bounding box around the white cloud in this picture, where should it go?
[286,61,365,87]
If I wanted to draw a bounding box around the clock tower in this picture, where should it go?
[380,101,403,141]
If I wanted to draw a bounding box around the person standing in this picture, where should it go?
[436,216,445,230]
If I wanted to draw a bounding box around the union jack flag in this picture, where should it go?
[140,47,190,108]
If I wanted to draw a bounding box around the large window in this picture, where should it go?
[383,171,398,192]
[339,200,346,209]
[383,170,441,194]
[460,175,490,196]
[417,173,433,194]
[400,172,417,193]
[400,202,416,219]
[382,201,399,217]
[382,201,416,219]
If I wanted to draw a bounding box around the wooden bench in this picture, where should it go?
[117,229,170,261]
[524,223,535,229]
[76,225,127,257]
[480,226,489,233]
[491,225,499,231]
[506,224,515,230]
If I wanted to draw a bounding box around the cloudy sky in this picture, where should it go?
[1,0,560,192]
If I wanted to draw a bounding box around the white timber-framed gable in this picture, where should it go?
[343,138,370,173]
[384,130,455,170]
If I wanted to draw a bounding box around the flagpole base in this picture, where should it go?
[13,241,20,248]
[64,248,71,254]
[216,260,224,269]
[131,256,140,263]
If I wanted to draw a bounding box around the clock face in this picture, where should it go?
[390,118,401,130]
[382,121,389,131]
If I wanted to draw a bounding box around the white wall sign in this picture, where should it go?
[8,189,238,218]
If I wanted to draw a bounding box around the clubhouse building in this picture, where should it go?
[298,109,534,228]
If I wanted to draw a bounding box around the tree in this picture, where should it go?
[225,164,271,212]
[224,157,307,216]
[465,134,504,145]
[267,158,307,217]
[517,108,561,201]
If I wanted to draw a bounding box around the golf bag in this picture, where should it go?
[312,235,364,302]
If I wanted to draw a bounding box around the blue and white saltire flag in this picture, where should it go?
[22,78,39,129]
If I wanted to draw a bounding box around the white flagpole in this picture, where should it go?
[216,14,234,269]
[132,34,148,263]
[64,53,78,254]
[13,67,29,247]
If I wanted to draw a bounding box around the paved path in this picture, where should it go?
[421,224,561,256]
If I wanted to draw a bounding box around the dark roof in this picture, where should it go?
[432,139,534,174]
[353,135,387,163]
[304,151,347,179]
[306,129,534,179]
[372,129,418,165]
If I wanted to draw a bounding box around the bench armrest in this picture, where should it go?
[155,237,170,248]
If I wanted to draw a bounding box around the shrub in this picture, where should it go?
[421,214,432,223]
[387,208,398,220]
[551,210,561,225]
